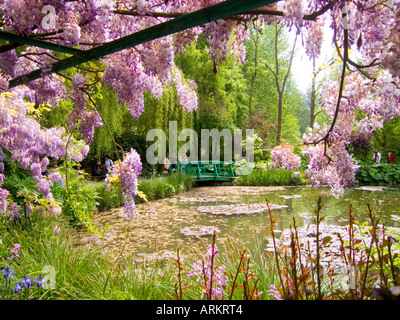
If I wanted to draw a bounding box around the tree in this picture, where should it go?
[264,23,298,145]
[175,36,247,134]
[242,23,304,148]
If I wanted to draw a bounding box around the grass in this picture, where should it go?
[235,168,305,186]
[136,172,194,202]
[0,212,180,300]
[0,210,276,300]
[85,172,195,212]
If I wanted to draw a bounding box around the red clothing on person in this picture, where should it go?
[388,152,395,163]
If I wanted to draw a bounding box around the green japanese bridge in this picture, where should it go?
[177,161,236,182]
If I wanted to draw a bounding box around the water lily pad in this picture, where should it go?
[271,224,400,271]
[180,225,220,237]
[355,186,387,191]
[391,215,400,222]
[279,195,302,199]
[197,203,288,215]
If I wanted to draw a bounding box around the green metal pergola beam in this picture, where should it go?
[0,31,85,56]
[8,0,280,89]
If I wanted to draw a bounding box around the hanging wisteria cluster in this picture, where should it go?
[0,0,399,213]
[105,149,142,218]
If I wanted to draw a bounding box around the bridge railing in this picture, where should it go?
[177,160,235,181]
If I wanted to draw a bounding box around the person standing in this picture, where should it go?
[104,154,114,172]
[387,152,395,164]
[163,153,171,175]
[179,153,189,169]
[93,161,101,175]
[373,150,381,164]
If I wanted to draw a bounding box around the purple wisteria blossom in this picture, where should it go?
[106,149,142,219]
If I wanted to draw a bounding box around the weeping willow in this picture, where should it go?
[90,85,125,160]
[137,84,195,152]
[41,79,195,166]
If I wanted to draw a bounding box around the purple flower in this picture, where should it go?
[2,266,15,279]
[35,178,51,199]
[52,225,61,234]
[106,149,142,218]
[0,188,8,214]
[8,202,19,220]
[33,274,45,288]
[21,275,33,289]
[72,73,87,88]
[188,243,227,300]
[25,202,32,217]
[267,284,282,300]
[14,283,22,294]
[8,243,21,260]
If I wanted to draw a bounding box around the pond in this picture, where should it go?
[77,185,400,260]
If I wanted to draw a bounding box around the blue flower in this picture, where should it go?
[14,283,22,294]
[33,274,45,288]
[18,276,26,289]
[23,275,33,289]
[2,266,15,279]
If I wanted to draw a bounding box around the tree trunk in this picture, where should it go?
[269,25,297,146]
[276,91,283,145]
[248,35,259,121]
[309,56,316,128]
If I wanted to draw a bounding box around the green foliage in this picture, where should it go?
[90,85,126,160]
[86,182,125,212]
[235,167,305,186]
[175,36,246,133]
[370,116,400,161]
[136,172,194,203]
[40,98,73,129]
[355,162,400,185]
[60,165,98,230]
[2,175,38,203]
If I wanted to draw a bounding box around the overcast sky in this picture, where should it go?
[291,24,335,94]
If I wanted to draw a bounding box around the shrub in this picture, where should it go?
[87,181,124,212]
[235,167,305,186]
[355,162,400,185]
[60,167,98,231]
